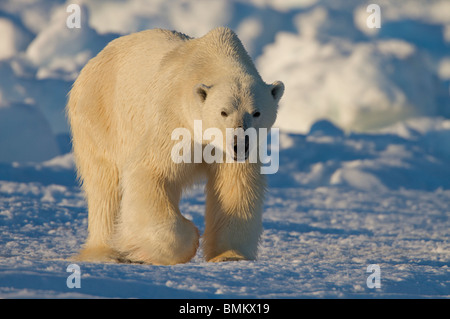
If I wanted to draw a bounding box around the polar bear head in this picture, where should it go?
[192,74,284,162]
[173,27,284,162]
[194,76,284,131]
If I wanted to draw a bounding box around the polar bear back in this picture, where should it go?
[67,27,262,166]
[67,29,191,162]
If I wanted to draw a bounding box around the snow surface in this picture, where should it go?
[0,0,449,298]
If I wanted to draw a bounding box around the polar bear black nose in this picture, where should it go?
[233,134,250,161]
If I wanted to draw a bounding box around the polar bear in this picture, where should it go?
[67,27,284,265]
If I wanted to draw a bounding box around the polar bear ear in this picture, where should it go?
[270,81,284,102]
[194,84,211,103]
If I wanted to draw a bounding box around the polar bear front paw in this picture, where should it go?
[113,217,200,265]
[207,250,248,262]
[74,245,121,263]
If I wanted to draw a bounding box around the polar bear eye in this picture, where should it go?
[253,111,261,118]
[221,111,228,117]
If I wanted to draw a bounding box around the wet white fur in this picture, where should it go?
[67,27,284,265]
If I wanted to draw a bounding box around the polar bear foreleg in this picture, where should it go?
[111,165,200,265]
[74,158,121,263]
[203,163,265,262]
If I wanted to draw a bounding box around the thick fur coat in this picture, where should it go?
[67,27,284,265]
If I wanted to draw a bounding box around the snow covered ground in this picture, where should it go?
[0,174,449,298]
[0,0,449,299]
